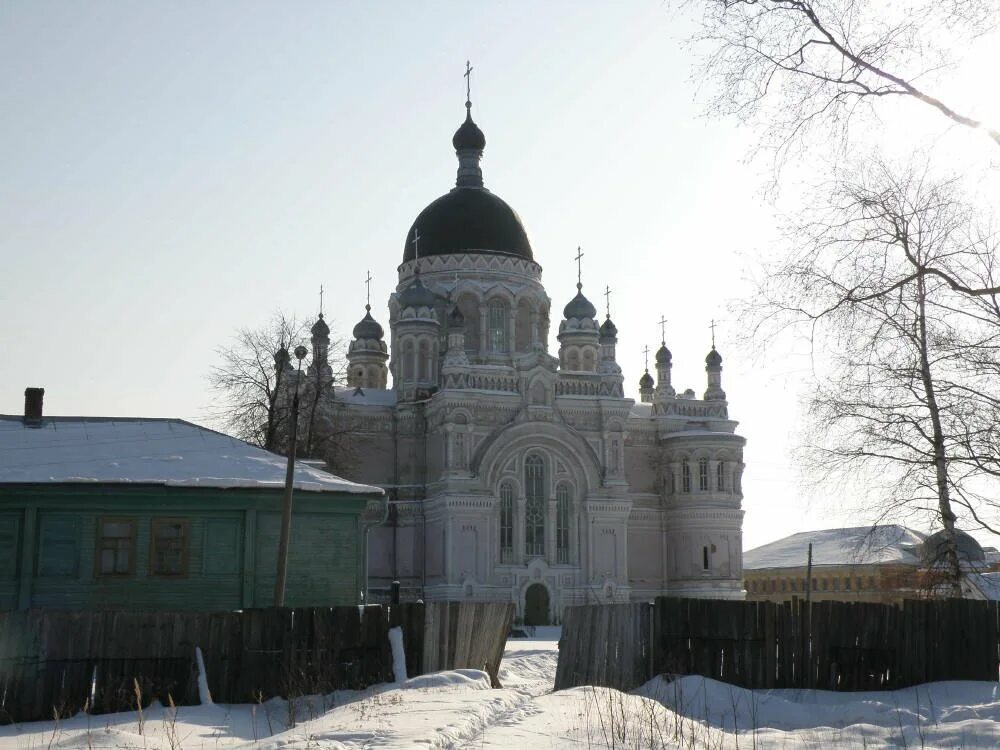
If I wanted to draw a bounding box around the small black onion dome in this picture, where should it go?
[639,371,654,389]
[352,306,384,340]
[921,529,985,566]
[599,316,618,339]
[398,276,439,310]
[655,343,672,364]
[448,305,465,328]
[311,313,330,339]
[453,106,486,151]
[563,285,597,320]
[274,346,290,366]
[706,347,722,367]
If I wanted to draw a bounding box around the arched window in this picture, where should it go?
[681,459,691,493]
[418,340,430,381]
[499,482,514,563]
[454,431,466,469]
[524,455,545,557]
[556,484,571,564]
[487,301,507,353]
[716,461,725,491]
[698,458,709,491]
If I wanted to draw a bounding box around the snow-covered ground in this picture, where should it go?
[3,626,1000,748]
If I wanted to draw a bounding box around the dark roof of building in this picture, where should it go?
[639,371,654,389]
[655,343,672,364]
[706,347,722,367]
[403,189,533,262]
[921,529,986,566]
[599,317,618,339]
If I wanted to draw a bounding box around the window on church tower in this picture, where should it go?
[698,458,709,491]
[556,484,571,564]
[487,302,507,353]
[716,461,725,491]
[525,455,545,557]
[681,460,691,493]
[499,483,514,563]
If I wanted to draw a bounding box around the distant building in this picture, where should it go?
[288,89,747,624]
[0,388,385,610]
[744,525,1000,604]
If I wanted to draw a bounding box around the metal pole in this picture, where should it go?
[274,349,306,607]
[805,542,813,606]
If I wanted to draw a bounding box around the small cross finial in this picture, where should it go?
[411,228,422,262]
[364,271,373,309]
[319,285,324,317]
[643,345,650,371]
[658,315,668,344]
[710,318,717,348]
[604,285,612,319]
[464,61,473,109]
[574,246,584,288]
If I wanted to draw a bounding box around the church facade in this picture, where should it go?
[302,95,746,623]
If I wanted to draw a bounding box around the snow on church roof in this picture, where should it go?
[0,416,382,495]
[744,525,926,570]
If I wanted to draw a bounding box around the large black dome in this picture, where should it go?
[403,188,533,262]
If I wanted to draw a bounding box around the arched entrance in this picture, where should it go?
[524,583,550,626]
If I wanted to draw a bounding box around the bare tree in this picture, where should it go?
[688,0,999,161]
[206,312,348,458]
[749,161,1000,593]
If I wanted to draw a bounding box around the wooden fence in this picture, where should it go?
[555,597,1000,693]
[0,601,513,723]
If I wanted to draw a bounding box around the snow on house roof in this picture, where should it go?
[743,525,926,570]
[0,416,383,495]
[971,572,1000,601]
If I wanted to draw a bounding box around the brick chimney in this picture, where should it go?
[23,387,44,427]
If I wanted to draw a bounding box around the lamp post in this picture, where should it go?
[274,344,308,607]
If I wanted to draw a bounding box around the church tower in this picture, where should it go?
[347,305,388,390]
[558,269,600,372]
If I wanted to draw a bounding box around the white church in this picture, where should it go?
[299,88,747,624]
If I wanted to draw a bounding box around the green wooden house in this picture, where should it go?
[0,402,385,611]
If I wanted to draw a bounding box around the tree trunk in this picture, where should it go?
[916,276,963,596]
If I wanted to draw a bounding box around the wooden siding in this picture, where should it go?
[0,485,375,610]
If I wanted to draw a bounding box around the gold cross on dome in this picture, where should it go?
[604,285,612,318]
[658,315,668,343]
[365,271,373,307]
[710,318,717,348]
[319,285,324,316]
[464,61,473,104]
[643,345,650,370]
[574,246,584,286]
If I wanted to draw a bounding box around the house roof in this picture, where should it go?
[0,416,382,495]
[744,525,926,570]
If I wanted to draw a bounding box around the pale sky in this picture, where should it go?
[2,1,997,552]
